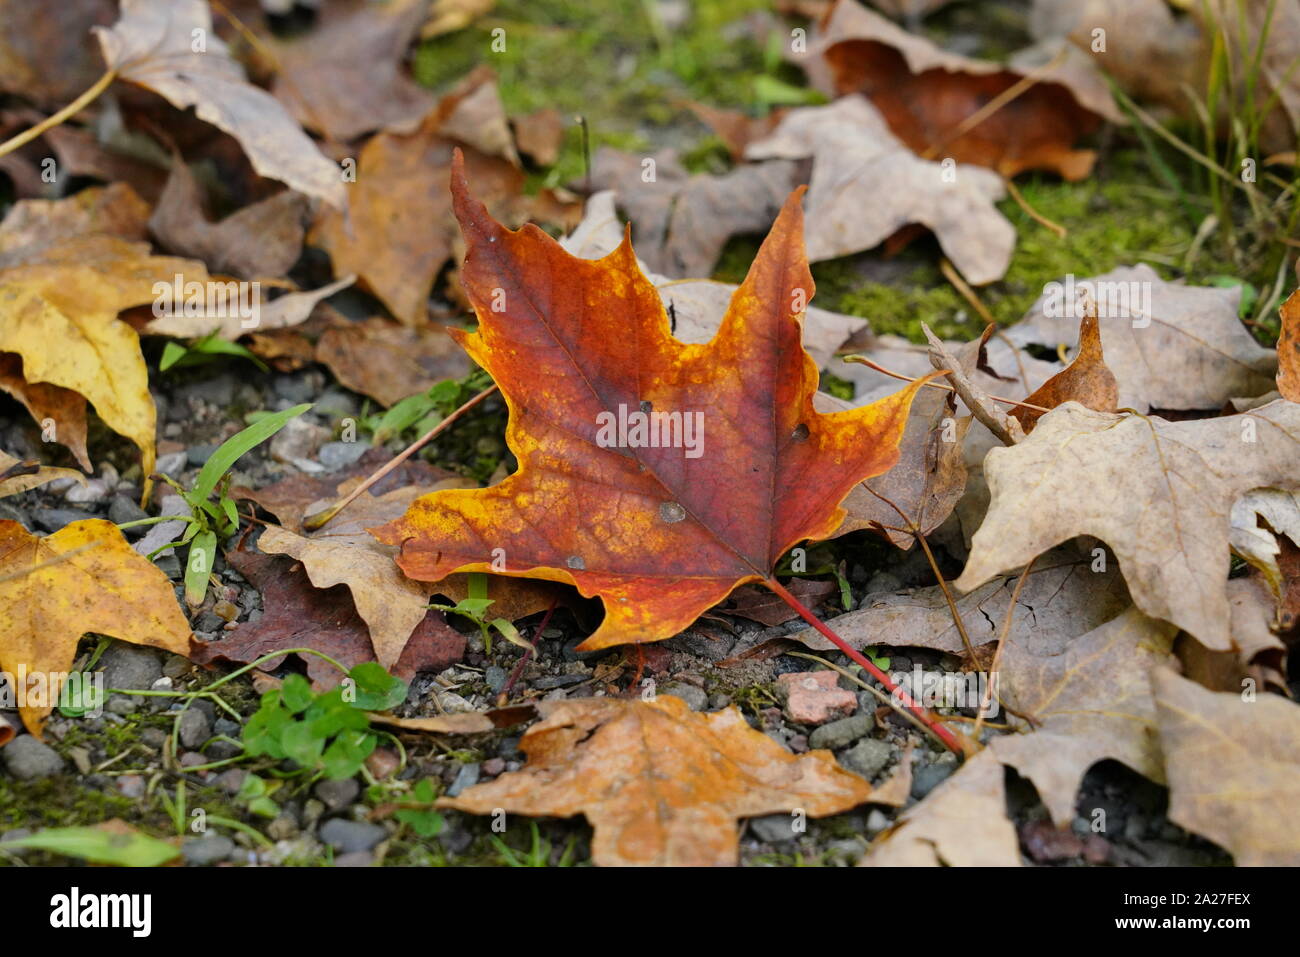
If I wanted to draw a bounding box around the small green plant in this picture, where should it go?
[489,820,579,867]
[394,778,444,837]
[118,402,311,606]
[241,664,407,782]
[160,333,268,373]
[429,573,533,655]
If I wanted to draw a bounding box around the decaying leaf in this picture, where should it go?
[148,155,309,280]
[810,0,1123,180]
[315,317,473,407]
[1152,667,1300,865]
[309,72,532,324]
[270,0,436,142]
[792,545,1129,656]
[0,519,192,735]
[0,234,209,476]
[1230,488,1300,600]
[956,400,1300,651]
[191,546,466,690]
[0,182,149,265]
[374,154,927,651]
[1007,265,1277,412]
[1279,288,1300,403]
[989,607,1179,824]
[924,324,1024,445]
[1009,309,1118,432]
[95,0,345,208]
[0,0,116,108]
[141,275,355,340]
[587,146,800,280]
[861,749,1019,866]
[746,96,1015,285]
[559,190,867,369]
[439,694,875,866]
[0,354,92,472]
[0,449,85,498]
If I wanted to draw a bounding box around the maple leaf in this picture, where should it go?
[438,695,874,866]
[988,606,1178,824]
[1152,667,1300,865]
[955,400,1300,651]
[745,96,1016,285]
[1008,309,1118,433]
[0,519,192,735]
[860,750,1020,866]
[373,152,928,651]
[812,0,1124,180]
[94,0,345,208]
[1007,265,1277,412]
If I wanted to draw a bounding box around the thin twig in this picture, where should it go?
[303,384,499,531]
[938,258,998,326]
[973,556,1036,739]
[1001,177,1067,238]
[0,69,117,160]
[843,355,1051,414]
[764,576,965,755]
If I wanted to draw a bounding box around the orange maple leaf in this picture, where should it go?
[372,151,927,651]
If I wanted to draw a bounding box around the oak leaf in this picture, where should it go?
[1152,667,1300,865]
[988,606,1178,824]
[1007,265,1276,412]
[745,96,1015,285]
[438,694,874,866]
[374,154,928,651]
[0,519,192,735]
[955,400,1300,651]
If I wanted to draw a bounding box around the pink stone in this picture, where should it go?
[777,671,857,726]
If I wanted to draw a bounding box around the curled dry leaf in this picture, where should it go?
[988,606,1178,825]
[315,316,473,407]
[746,96,1015,285]
[1009,309,1118,433]
[1279,288,1300,403]
[0,182,149,265]
[1007,265,1277,412]
[587,146,800,280]
[1230,488,1300,601]
[0,354,92,472]
[0,449,86,498]
[94,0,345,209]
[810,0,1123,180]
[373,154,928,651]
[0,233,210,477]
[924,323,1024,445]
[148,154,309,280]
[955,400,1300,651]
[439,694,874,866]
[861,749,1019,866]
[560,191,867,370]
[0,519,192,735]
[1152,667,1300,865]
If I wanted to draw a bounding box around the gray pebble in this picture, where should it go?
[33,508,94,533]
[2,735,65,780]
[318,441,370,471]
[314,778,360,811]
[839,738,893,780]
[98,643,162,692]
[108,495,148,528]
[808,714,872,751]
[178,708,211,749]
[318,818,387,854]
[662,683,708,711]
[910,762,955,800]
[484,666,508,693]
[186,443,220,467]
[155,451,188,476]
[446,762,480,797]
[182,834,234,865]
[749,813,802,844]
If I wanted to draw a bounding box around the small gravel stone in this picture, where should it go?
[105,694,138,715]
[156,451,188,476]
[808,714,873,751]
[314,778,360,811]
[481,757,505,776]
[183,835,235,865]
[318,818,387,854]
[749,813,802,843]
[446,762,481,797]
[212,599,240,622]
[178,708,211,749]
[2,735,65,779]
[840,738,893,780]
[33,508,94,533]
[267,815,299,841]
[910,762,955,799]
[186,443,220,467]
[116,774,146,798]
[214,769,247,794]
[270,417,329,463]
[484,666,508,693]
[318,441,370,471]
[108,495,148,527]
[98,643,162,692]
[662,683,708,711]
[532,674,587,689]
